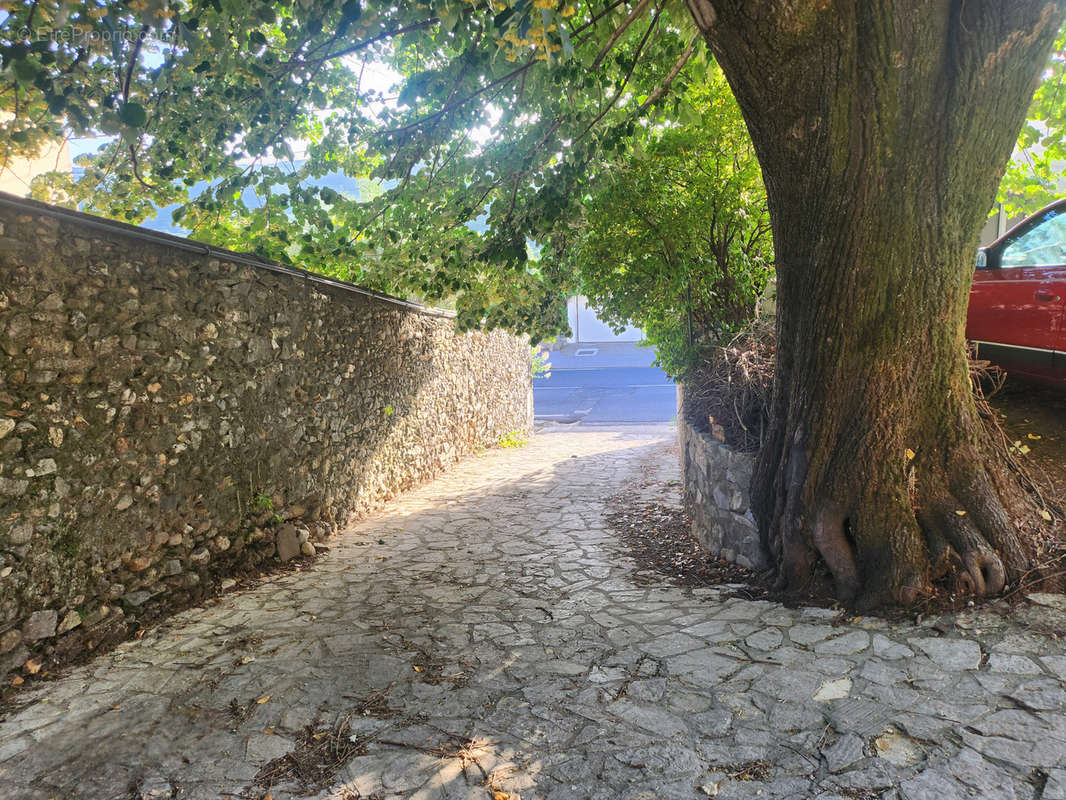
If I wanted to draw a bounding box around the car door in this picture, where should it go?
[1057,292,1066,379]
[969,203,1066,378]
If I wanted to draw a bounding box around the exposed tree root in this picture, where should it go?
[685,329,1063,609]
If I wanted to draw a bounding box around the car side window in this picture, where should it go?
[1000,209,1066,267]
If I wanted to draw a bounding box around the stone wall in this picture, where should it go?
[677,387,768,571]
[0,195,532,672]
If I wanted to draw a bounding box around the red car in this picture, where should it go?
[968,199,1066,386]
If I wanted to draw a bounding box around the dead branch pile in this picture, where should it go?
[970,352,1063,514]
[686,329,1061,521]
[970,352,1066,589]
[683,317,775,453]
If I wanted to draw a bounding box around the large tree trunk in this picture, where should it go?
[686,0,1064,607]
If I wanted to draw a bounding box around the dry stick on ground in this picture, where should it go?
[249,713,364,794]
[249,684,397,795]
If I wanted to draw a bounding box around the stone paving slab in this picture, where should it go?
[1,426,1065,800]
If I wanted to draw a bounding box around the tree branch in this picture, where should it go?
[380,0,630,138]
[574,3,663,144]
[321,19,441,63]
[129,144,154,190]
[379,59,538,137]
[123,25,149,102]
[590,0,654,70]
[639,34,699,112]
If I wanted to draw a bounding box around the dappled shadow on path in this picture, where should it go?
[2,426,1066,800]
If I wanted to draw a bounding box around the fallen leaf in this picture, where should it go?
[413,665,424,672]
[23,658,42,675]
[955,510,967,516]
[1028,433,1042,440]
[906,448,916,460]
[1019,444,1031,455]
[11,676,23,686]
[256,695,271,704]
[493,793,509,800]
[1041,509,1053,522]
[263,728,275,735]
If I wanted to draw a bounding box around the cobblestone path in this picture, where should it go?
[2,427,1066,800]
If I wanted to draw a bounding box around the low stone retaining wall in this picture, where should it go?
[0,194,532,674]
[677,387,768,570]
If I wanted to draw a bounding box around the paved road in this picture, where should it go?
[534,365,676,424]
[2,427,1065,799]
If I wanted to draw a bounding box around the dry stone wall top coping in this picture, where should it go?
[0,194,532,676]
[0,192,456,319]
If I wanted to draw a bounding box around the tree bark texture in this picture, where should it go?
[686,0,1065,606]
